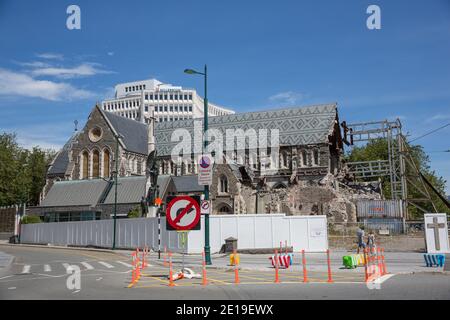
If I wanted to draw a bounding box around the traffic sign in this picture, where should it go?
[200,200,211,215]
[198,154,213,185]
[166,196,201,231]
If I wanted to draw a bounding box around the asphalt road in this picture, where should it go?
[0,245,449,300]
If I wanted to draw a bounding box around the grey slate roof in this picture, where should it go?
[102,176,146,204]
[41,179,109,207]
[154,103,338,156]
[102,109,148,155]
[47,132,79,176]
[172,175,204,193]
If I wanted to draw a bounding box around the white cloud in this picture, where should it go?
[107,52,114,56]
[0,68,95,101]
[30,62,114,79]
[425,113,450,123]
[269,91,305,105]
[35,53,64,60]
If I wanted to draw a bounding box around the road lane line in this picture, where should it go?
[116,261,132,268]
[44,264,51,272]
[22,265,31,274]
[97,261,114,269]
[81,262,94,270]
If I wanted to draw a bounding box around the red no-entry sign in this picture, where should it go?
[166,196,201,231]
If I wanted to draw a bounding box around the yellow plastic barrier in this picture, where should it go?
[230,253,240,266]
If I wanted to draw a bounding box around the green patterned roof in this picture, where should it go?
[154,103,338,157]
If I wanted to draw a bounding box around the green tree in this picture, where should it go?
[0,132,56,207]
[21,215,42,224]
[346,138,449,218]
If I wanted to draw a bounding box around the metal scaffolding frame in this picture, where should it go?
[341,119,438,220]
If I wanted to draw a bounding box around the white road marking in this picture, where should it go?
[62,263,70,271]
[378,273,396,284]
[8,287,16,290]
[97,261,114,269]
[44,264,51,272]
[81,262,94,270]
[22,265,31,274]
[116,261,132,268]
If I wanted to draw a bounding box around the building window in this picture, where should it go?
[174,105,178,112]
[170,94,173,100]
[92,150,100,178]
[145,106,148,112]
[145,94,148,100]
[164,106,168,112]
[184,94,188,100]
[218,205,231,214]
[170,106,173,112]
[313,149,319,166]
[103,149,110,178]
[219,175,228,193]
[164,94,168,100]
[82,151,89,179]
[143,84,146,89]
[150,94,153,100]
[302,150,308,167]
[189,94,192,100]
[189,105,192,112]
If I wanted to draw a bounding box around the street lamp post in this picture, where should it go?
[112,133,124,250]
[184,65,211,265]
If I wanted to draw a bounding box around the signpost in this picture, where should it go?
[198,154,213,186]
[200,200,211,215]
[166,196,201,231]
[166,196,201,277]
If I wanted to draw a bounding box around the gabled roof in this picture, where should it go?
[172,175,204,193]
[154,103,338,156]
[41,179,109,207]
[47,132,79,176]
[100,106,148,155]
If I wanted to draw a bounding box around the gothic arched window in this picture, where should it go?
[219,175,228,193]
[82,151,89,179]
[103,149,110,178]
[92,150,100,178]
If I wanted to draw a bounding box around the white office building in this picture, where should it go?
[101,79,234,123]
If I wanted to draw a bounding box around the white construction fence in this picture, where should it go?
[20,214,328,253]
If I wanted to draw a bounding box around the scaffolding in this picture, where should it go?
[341,119,438,220]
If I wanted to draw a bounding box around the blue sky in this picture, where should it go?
[0,0,449,192]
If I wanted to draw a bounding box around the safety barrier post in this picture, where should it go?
[326,249,333,283]
[274,249,280,283]
[376,247,382,277]
[168,251,175,287]
[142,247,146,269]
[381,248,387,275]
[233,249,240,284]
[136,250,141,280]
[302,249,308,283]
[202,250,208,286]
[131,252,136,284]
[363,247,369,282]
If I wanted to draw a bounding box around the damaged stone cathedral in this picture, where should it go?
[33,102,380,222]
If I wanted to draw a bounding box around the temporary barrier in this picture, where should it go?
[424,254,446,267]
[21,214,328,253]
[342,253,365,269]
[230,252,240,266]
[364,247,387,282]
[269,254,292,268]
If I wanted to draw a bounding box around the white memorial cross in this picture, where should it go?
[427,217,446,251]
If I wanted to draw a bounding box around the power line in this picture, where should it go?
[409,123,450,143]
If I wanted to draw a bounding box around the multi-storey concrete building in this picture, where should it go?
[101,79,234,123]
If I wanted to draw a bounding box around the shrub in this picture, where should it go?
[21,215,42,224]
[127,206,141,218]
